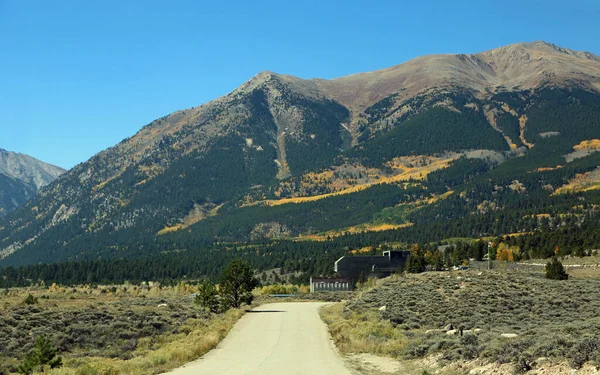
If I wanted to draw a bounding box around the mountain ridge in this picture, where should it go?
[2,41,600,266]
[313,41,600,118]
[0,149,65,216]
[0,149,65,189]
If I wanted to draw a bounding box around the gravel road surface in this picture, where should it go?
[164,302,353,375]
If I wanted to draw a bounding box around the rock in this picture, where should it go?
[157,303,168,308]
[378,305,387,311]
[425,329,444,334]
[500,333,518,338]
[443,323,454,331]
[473,328,482,333]
[477,272,483,276]
[446,329,458,335]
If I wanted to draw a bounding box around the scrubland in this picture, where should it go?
[321,270,600,374]
[0,284,245,375]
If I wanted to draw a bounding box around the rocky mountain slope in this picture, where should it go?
[1,41,600,266]
[317,41,600,113]
[0,149,65,216]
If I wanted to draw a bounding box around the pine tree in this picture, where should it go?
[18,335,62,374]
[195,279,220,313]
[433,250,445,271]
[407,244,426,273]
[219,259,259,309]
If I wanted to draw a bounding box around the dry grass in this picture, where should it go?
[257,284,310,295]
[50,308,244,375]
[321,303,408,358]
[0,285,248,375]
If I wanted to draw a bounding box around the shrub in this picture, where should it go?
[194,279,220,313]
[18,335,62,374]
[513,355,533,374]
[23,294,37,305]
[545,258,569,280]
[568,336,600,369]
[460,334,479,360]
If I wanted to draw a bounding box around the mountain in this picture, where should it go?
[2,41,600,274]
[0,149,65,217]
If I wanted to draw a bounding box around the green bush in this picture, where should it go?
[568,336,600,369]
[545,258,568,280]
[513,355,533,374]
[23,294,37,305]
[460,334,479,359]
[194,279,220,313]
[18,335,62,374]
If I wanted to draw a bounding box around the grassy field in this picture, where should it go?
[321,269,600,374]
[0,284,246,375]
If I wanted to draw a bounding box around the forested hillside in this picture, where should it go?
[0,173,35,217]
[2,42,600,284]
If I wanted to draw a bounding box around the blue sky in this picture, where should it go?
[1,0,599,169]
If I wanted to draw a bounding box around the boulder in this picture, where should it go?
[500,333,518,338]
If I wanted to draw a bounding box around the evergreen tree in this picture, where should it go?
[219,259,259,309]
[433,250,445,271]
[545,258,569,280]
[18,335,62,374]
[194,279,220,313]
[407,244,426,273]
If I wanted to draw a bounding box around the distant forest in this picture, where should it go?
[4,88,600,286]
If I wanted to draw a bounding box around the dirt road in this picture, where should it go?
[164,302,353,375]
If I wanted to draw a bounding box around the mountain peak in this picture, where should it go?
[0,150,66,190]
[233,69,322,102]
[486,41,600,61]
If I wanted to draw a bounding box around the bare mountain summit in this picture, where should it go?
[314,41,600,122]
